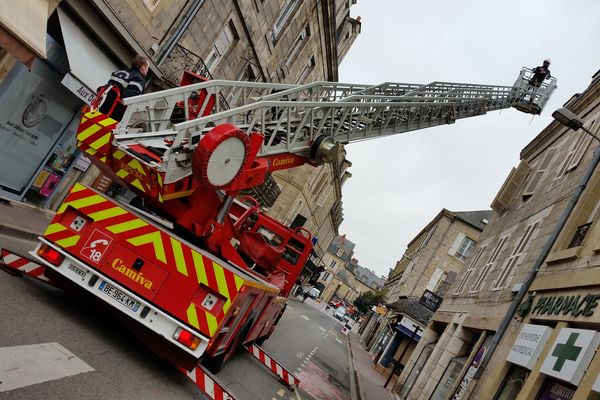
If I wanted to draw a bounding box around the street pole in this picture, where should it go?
[384,323,422,388]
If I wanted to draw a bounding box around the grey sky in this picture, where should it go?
[337,0,600,278]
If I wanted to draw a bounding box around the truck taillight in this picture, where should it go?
[37,244,65,266]
[173,327,201,350]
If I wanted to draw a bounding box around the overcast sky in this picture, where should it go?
[337,0,600,279]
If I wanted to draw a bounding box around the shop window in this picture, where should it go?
[397,343,435,399]
[535,378,576,400]
[430,356,467,400]
[493,365,529,400]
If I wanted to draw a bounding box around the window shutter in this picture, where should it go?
[448,233,465,256]
[491,160,531,212]
[522,149,558,197]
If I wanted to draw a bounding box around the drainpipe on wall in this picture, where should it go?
[472,144,600,385]
[156,0,206,65]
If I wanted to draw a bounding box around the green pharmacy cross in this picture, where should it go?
[552,332,582,371]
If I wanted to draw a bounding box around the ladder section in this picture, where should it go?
[114,80,517,184]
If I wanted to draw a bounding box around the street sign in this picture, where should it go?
[506,324,553,370]
[540,328,600,385]
[419,289,443,312]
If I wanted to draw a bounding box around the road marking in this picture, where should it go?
[318,326,326,332]
[0,343,94,392]
[277,388,286,397]
[287,306,294,310]
[335,338,343,344]
[301,315,310,320]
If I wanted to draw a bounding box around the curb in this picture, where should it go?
[347,334,359,400]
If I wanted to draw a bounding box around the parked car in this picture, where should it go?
[334,306,347,320]
[308,288,321,299]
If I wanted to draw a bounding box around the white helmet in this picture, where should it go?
[544,59,551,64]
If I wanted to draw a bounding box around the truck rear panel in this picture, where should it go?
[35,183,281,360]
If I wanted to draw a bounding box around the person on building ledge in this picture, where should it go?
[93,55,149,121]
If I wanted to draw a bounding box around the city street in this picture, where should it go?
[0,235,353,400]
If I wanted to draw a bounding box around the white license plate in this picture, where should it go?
[98,281,141,312]
[68,263,87,278]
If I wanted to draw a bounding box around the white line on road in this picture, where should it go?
[335,338,343,344]
[0,343,94,392]
[318,326,326,332]
[301,315,310,320]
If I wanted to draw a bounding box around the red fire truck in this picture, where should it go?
[3,68,556,399]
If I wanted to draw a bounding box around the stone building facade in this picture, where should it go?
[395,71,600,400]
[360,209,491,387]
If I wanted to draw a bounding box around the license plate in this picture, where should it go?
[98,281,141,312]
[68,263,87,278]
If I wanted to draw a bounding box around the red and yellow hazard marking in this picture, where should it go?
[44,183,275,337]
[76,110,117,164]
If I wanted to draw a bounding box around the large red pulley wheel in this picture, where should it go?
[192,124,250,189]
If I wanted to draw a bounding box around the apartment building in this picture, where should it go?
[360,209,491,384]
[395,71,600,400]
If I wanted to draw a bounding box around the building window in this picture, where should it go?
[418,224,437,251]
[425,268,446,293]
[455,237,476,261]
[283,24,310,66]
[295,55,316,84]
[492,221,540,290]
[226,63,258,106]
[329,260,337,269]
[205,21,238,72]
[142,0,160,12]
[270,0,300,42]
[522,147,558,197]
[470,236,509,292]
[454,245,487,295]
[555,120,596,178]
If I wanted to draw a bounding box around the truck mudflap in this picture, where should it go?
[245,343,300,391]
[0,248,51,284]
[179,363,237,400]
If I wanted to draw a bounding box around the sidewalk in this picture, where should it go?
[0,198,55,241]
[348,331,395,400]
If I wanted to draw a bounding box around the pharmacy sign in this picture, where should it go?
[540,328,600,385]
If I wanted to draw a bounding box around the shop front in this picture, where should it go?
[0,5,119,207]
[495,288,600,400]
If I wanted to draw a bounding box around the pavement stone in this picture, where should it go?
[348,331,395,400]
[0,198,54,239]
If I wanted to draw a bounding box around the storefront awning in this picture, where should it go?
[0,0,60,67]
[57,8,118,105]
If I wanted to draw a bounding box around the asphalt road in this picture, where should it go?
[0,235,352,400]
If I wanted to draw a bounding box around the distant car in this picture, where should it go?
[334,306,347,320]
[308,288,321,299]
[329,300,343,308]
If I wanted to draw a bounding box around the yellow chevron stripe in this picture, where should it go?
[71,183,87,193]
[113,149,126,160]
[212,262,230,300]
[191,250,208,286]
[170,238,188,277]
[77,124,101,141]
[99,115,117,126]
[128,159,147,176]
[106,218,148,234]
[84,148,98,156]
[157,173,163,186]
[116,169,128,179]
[89,132,111,150]
[234,275,244,291]
[186,304,200,329]
[206,313,218,336]
[127,231,166,263]
[131,178,145,192]
[55,235,80,248]
[45,223,67,235]
[99,156,107,163]
[88,207,128,222]
[58,194,107,214]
